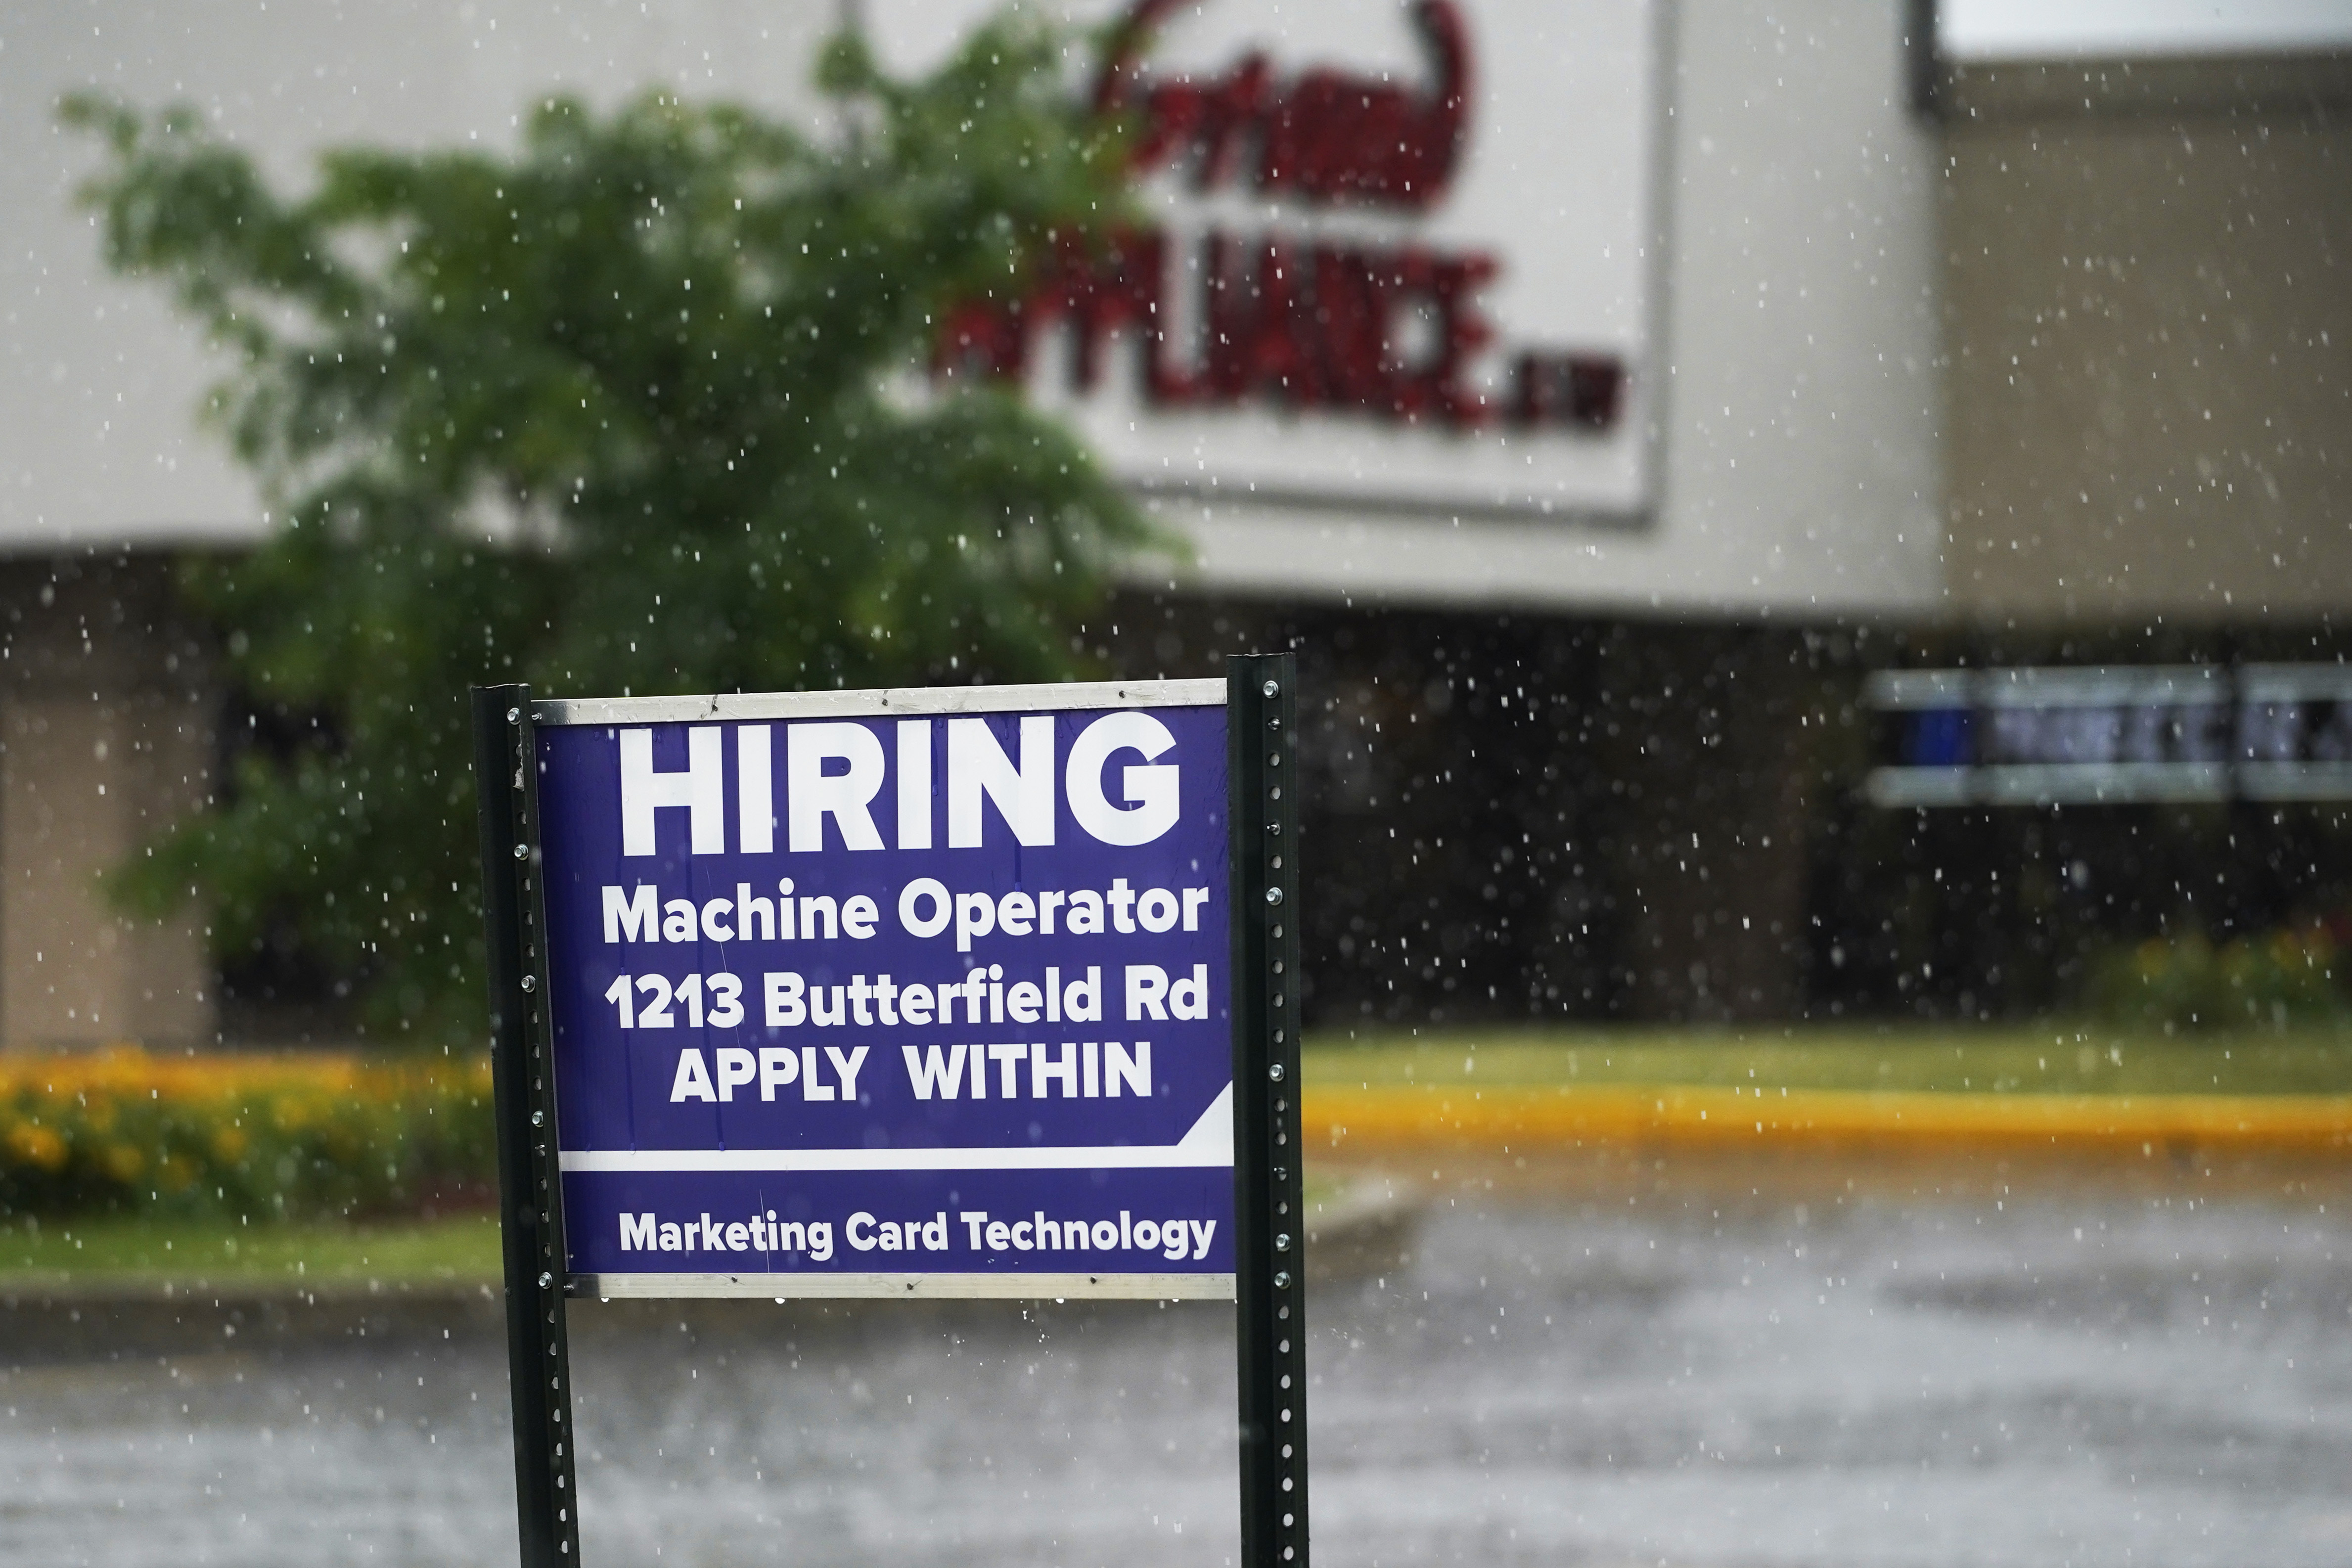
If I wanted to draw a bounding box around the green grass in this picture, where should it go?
[7,1025,2344,1286]
[1305,1023,2352,1096]
[0,1212,501,1287]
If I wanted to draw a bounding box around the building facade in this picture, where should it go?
[0,2,2344,1045]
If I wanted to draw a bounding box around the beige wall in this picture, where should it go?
[1942,54,2352,623]
[0,560,214,1051]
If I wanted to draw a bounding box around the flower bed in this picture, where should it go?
[0,1050,495,1221]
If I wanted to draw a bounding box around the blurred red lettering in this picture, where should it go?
[933,2,1624,434]
[1096,0,1472,210]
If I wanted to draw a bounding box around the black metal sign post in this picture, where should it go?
[1229,652,1309,1568]
[470,661,1306,1567]
[472,684,583,1568]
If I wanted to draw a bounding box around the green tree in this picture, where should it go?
[64,21,1154,1046]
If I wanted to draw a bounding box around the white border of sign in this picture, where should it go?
[533,674,1235,1302]
[580,1271,1234,1300]
[533,677,1225,728]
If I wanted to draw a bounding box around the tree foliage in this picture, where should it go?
[64,20,1154,1045]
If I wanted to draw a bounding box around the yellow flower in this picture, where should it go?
[5,1122,68,1172]
[104,1143,145,1182]
[211,1125,250,1163]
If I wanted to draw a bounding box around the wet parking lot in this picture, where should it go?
[7,1168,2351,1568]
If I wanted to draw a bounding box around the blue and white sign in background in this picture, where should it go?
[531,681,1233,1299]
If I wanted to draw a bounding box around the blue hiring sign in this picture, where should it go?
[529,680,1233,1299]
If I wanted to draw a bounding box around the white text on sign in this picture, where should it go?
[617,712,1186,855]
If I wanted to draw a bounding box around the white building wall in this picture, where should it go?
[0,0,834,550]
[1,0,1942,618]
[1168,0,1946,616]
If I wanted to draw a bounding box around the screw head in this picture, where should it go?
[539,1271,553,1289]
[1274,1232,1292,1253]
[1268,1062,1285,1082]
[1264,886,1284,906]
[520,974,537,992]
[507,706,521,723]
[531,1110,545,1127]
[1262,679,1278,698]
[512,843,529,860]
[1274,1269,1292,1289]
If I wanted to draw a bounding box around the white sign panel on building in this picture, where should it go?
[883,0,1664,520]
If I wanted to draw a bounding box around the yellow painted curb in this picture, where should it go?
[1303,1084,2352,1157]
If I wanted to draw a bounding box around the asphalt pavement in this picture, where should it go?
[5,1168,2348,1567]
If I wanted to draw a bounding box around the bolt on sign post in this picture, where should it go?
[471,656,1306,1568]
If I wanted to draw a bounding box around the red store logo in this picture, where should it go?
[936,0,1625,434]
